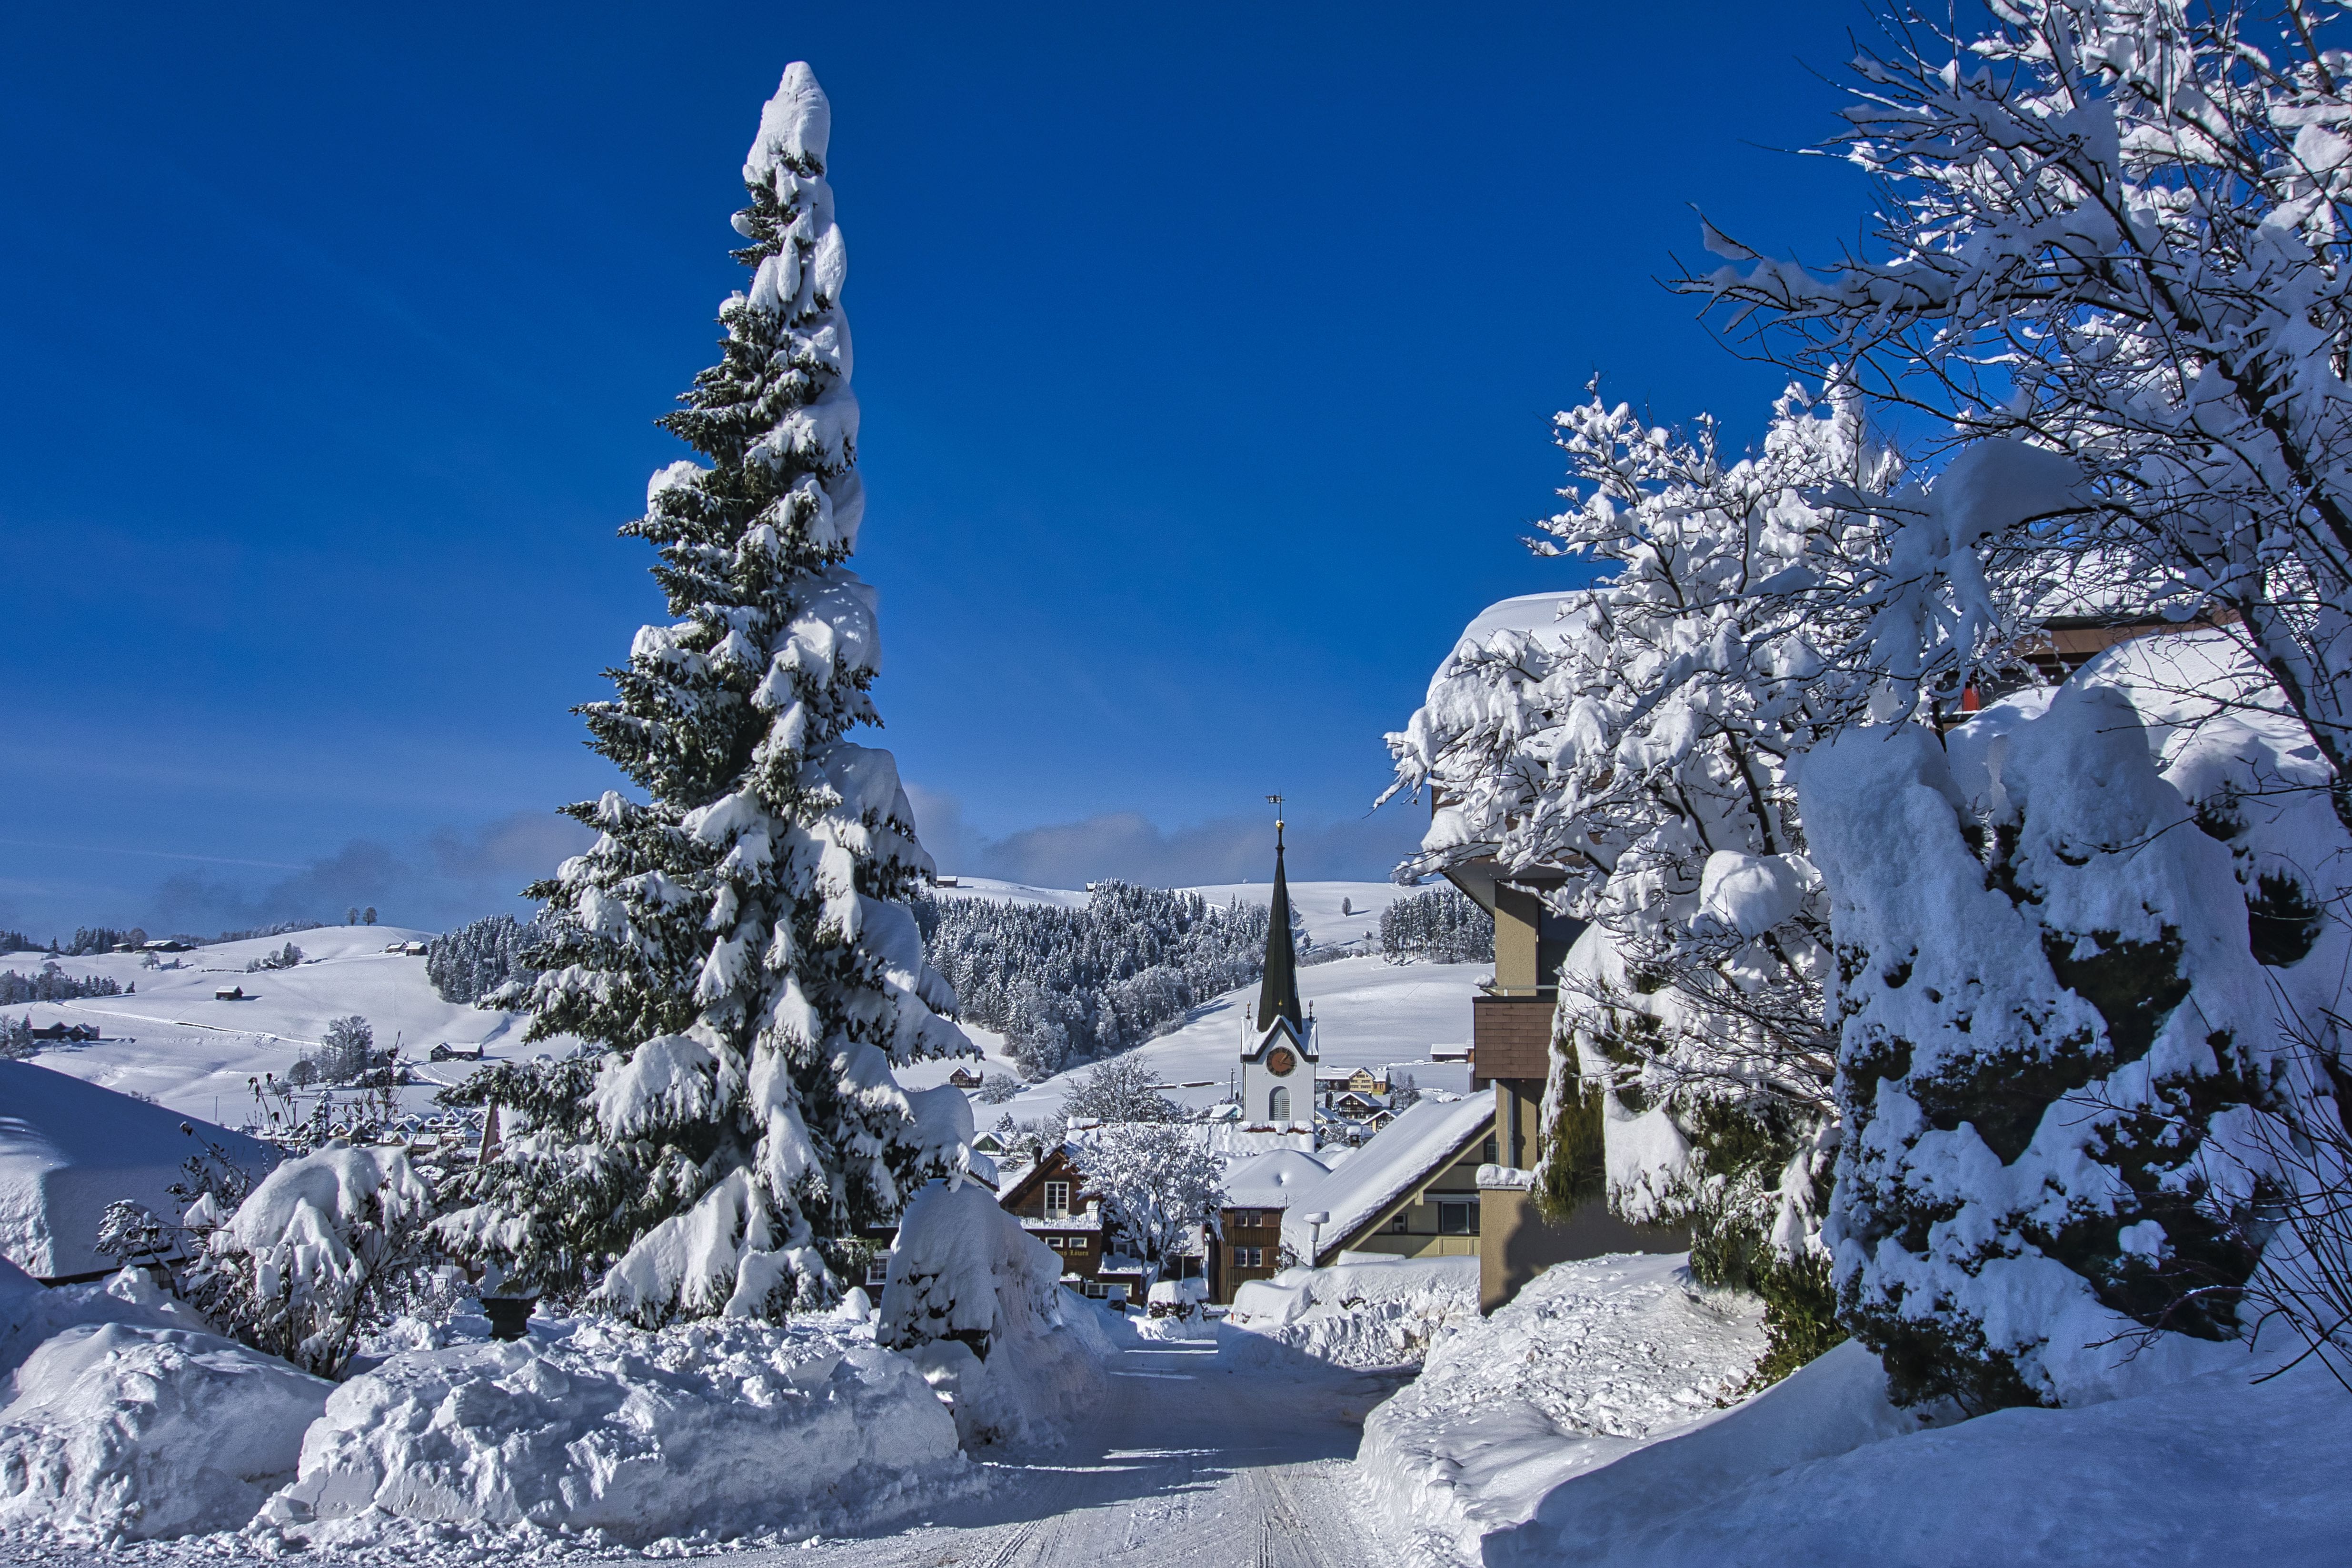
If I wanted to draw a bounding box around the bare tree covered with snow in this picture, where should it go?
[434,65,971,1324]
[1385,390,1895,1377]
[1687,0,2352,838]
[1060,1055,1183,1124]
[1071,1123,1225,1284]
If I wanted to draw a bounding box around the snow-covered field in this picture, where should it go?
[0,926,564,1124]
[4,887,1464,1133]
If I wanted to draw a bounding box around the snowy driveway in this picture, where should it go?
[744,1334,1411,1568]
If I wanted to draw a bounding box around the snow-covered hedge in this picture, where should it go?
[877,1179,1111,1450]
[267,1318,973,1547]
[183,1141,435,1379]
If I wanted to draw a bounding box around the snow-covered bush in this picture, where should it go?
[976,1071,1021,1104]
[1799,683,2307,1411]
[1379,887,1494,964]
[179,1142,436,1379]
[877,1179,1109,1449]
[268,1317,972,1545]
[432,65,971,1323]
[0,1322,329,1542]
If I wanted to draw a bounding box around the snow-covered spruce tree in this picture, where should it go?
[1799,684,2307,1412]
[1386,389,1898,1379]
[435,65,972,1323]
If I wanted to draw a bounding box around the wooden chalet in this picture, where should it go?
[995,1144,1148,1308]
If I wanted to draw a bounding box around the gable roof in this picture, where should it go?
[1279,1093,1492,1264]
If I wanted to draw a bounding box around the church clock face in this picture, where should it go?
[1267,1047,1296,1077]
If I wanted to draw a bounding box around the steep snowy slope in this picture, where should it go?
[0,926,567,1123]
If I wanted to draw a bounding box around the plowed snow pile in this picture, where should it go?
[0,1321,330,1543]
[1227,1254,1481,1368]
[269,1317,977,1548]
[1357,1252,1767,1562]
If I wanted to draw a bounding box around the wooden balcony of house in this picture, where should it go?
[1469,990,1552,1086]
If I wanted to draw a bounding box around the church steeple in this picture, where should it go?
[1256,805,1304,1036]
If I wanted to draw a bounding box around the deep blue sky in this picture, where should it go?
[0,1,1879,937]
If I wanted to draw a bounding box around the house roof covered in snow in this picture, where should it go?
[1223,1148,1330,1210]
[1280,1093,1492,1265]
[0,1060,280,1280]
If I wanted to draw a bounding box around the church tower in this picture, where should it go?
[1239,804,1316,1136]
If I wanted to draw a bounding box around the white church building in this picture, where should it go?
[1236,819,1317,1144]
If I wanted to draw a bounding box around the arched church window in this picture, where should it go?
[1268,1086,1291,1123]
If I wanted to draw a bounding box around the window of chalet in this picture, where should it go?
[1044,1181,1071,1218]
[1438,1200,1478,1236]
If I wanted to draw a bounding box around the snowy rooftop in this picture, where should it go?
[1224,1149,1331,1210]
[1282,1094,1491,1262]
[1455,592,1585,648]
[0,1059,279,1278]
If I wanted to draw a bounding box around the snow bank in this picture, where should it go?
[269,1317,973,1546]
[879,1179,1112,1451]
[1356,1252,1767,1563]
[1226,1254,1479,1368]
[0,1258,210,1379]
[1480,1345,2344,1566]
[0,1321,329,1542]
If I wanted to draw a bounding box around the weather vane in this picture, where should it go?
[1266,792,1285,846]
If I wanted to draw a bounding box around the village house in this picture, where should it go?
[1211,1146,1328,1302]
[947,1066,986,1089]
[994,1145,1150,1308]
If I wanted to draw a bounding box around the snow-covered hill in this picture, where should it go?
[8,881,1469,1130]
[0,927,566,1124]
[897,954,1483,1118]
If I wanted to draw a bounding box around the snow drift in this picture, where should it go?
[269,1317,973,1546]
[1476,1343,2346,1567]
[0,1320,330,1542]
[0,1258,210,1380]
[1357,1252,1767,1563]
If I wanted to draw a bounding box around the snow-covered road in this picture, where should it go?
[747,1334,1410,1568]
